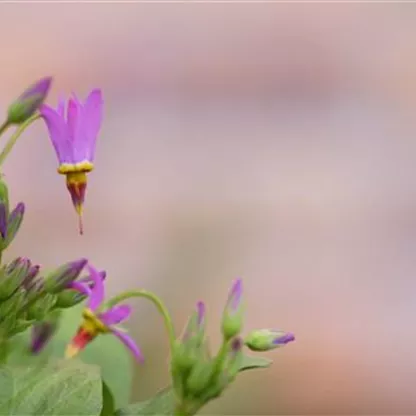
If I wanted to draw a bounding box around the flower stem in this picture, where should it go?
[211,339,229,380]
[0,114,40,166]
[0,121,10,139]
[102,290,176,351]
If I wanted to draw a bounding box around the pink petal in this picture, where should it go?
[82,89,103,161]
[99,305,131,326]
[67,281,92,296]
[67,98,80,143]
[40,104,72,164]
[57,98,65,118]
[111,328,144,363]
[86,264,105,311]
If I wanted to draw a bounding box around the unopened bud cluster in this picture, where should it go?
[0,178,93,356]
[169,279,294,414]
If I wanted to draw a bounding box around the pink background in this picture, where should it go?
[1,3,416,414]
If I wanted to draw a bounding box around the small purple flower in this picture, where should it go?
[245,329,295,352]
[66,265,143,363]
[221,279,244,340]
[40,89,103,234]
[7,77,52,124]
[31,322,56,354]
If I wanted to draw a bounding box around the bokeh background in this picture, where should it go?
[1,2,416,414]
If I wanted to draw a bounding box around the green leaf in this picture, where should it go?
[116,355,272,415]
[238,354,272,372]
[115,388,175,416]
[0,358,102,415]
[8,303,133,408]
[101,381,115,416]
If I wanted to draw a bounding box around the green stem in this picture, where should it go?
[102,290,176,351]
[211,339,229,378]
[0,114,40,166]
[0,121,10,139]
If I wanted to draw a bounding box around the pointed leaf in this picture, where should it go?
[115,355,272,415]
[8,303,133,408]
[115,388,175,416]
[0,358,102,415]
[238,354,272,372]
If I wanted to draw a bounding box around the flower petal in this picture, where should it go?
[99,304,131,326]
[40,104,72,164]
[67,98,80,143]
[81,89,103,161]
[57,98,65,118]
[67,281,92,297]
[86,264,105,310]
[111,328,144,363]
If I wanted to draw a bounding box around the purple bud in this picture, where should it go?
[196,301,205,327]
[221,279,244,340]
[30,321,56,354]
[20,77,52,101]
[180,301,207,345]
[22,264,40,289]
[3,202,25,249]
[9,202,25,220]
[245,329,295,352]
[273,332,295,346]
[44,258,88,294]
[0,257,32,299]
[227,279,243,313]
[8,77,52,124]
[0,202,7,239]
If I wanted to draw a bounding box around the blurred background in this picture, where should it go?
[1,2,416,414]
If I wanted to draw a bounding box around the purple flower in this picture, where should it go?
[66,264,143,363]
[40,89,103,234]
[31,322,56,354]
[7,77,52,124]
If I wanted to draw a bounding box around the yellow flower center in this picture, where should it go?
[81,308,111,335]
[57,161,94,175]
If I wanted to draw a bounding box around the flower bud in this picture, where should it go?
[55,289,87,308]
[245,329,295,352]
[7,77,52,124]
[3,203,25,250]
[30,310,61,354]
[27,293,57,320]
[221,279,244,340]
[0,178,10,213]
[181,301,206,344]
[22,264,40,289]
[44,258,87,294]
[171,302,207,399]
[0,257,31,299]
[0,202,7,241]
